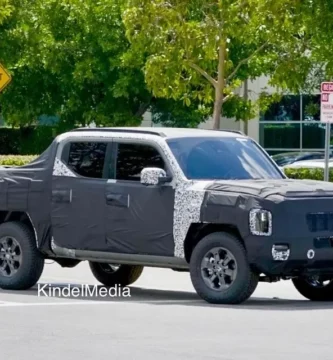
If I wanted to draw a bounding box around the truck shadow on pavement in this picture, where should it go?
[2,283,333,311]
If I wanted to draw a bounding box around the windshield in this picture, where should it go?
[166,136,284,180]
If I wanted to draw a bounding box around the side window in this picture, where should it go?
[115,142,166,181]
[63,142,107,179]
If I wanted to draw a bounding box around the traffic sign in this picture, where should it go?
[0,63,11,93]
[321,82,333,181]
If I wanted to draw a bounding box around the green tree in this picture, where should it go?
[151,98,210,128]
[122,0,308,129]
[0,0,154,128]
[301,1,333,83]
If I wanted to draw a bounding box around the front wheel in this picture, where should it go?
[292,276,333,301]
[89,262,144,287]
[189,232,259,305]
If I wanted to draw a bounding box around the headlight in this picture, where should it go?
[249,209,272,236]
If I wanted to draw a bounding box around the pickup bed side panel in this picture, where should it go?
[0,142,56,252]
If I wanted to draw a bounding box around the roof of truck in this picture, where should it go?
[70,126,246,139]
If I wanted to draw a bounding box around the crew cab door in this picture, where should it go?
[51,136,112,251]
[104,139,175,257]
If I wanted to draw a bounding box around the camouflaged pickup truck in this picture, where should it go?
[1,127,333,304]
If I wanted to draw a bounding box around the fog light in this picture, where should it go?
[307,249,315,259]
[272,244,290,261]
[249,209,272,236]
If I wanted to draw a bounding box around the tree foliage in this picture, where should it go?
[2,0,333,132]
[0,0,13,25]
[151,98,210,127]
[0,0,154,128]
[122,0,312,128]
[300,1,333,84]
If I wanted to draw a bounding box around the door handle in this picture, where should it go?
[52,189,72,203]
[106,194,120,201]
[105,193,129,208]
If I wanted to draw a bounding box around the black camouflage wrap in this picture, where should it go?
[1,130,333,277]
[201,179,333,275]
[0,142,57,252]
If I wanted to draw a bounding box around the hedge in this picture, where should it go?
[283,167,333,182]
[0,155,38,166]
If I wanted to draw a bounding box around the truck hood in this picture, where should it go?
[204,178,333,199]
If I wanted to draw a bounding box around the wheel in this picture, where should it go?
[189,232,259,304]
[89,262,144,287]
[0,221,44,290]
[292,275,333,301]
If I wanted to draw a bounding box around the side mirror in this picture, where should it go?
[140,167,172,186]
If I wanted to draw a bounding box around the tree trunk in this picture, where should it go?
[243,78,248,135]
[212,42,226,130]
[134,101,151,118]
[212,91,223,129]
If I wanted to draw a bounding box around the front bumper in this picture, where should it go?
[246,234,333,276]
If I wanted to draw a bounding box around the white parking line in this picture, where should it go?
[0,301,107,307]
[0,301,25,305]
[0,299,200,307]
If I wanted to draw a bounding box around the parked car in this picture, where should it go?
[2,127,333,305]
[271,151,327,167]
[283,158,333,169]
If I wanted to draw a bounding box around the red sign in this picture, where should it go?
[321,82,333,123]
[322,82,333,92]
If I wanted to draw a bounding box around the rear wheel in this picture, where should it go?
[0,221,44,290]
[89,262,144,287]
[189,232,258,304]
[292,275,333,301]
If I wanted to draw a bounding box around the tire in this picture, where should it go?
[247,271,259,297]
[89,262,144,287]
[292,276,333,301]
[0,221,44,290]
[190,232,258,305]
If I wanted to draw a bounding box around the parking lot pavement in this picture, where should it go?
[1,262,333,360]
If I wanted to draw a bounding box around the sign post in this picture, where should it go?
[320,82,333,181]
[0,63,11,93]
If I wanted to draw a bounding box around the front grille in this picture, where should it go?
[307,213,333,232]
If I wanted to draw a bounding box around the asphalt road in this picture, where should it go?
[1,261,333,360]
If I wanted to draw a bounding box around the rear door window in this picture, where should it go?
[62,141,108,179]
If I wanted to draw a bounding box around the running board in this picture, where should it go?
[50,239,189,270]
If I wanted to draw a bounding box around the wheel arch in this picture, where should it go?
[0,211,37,245]
[0,211,81,268]
[184,223,245,263]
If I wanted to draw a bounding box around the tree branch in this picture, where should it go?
[187,62,217,88]
[226,41,268,82]
[222,94,231,103]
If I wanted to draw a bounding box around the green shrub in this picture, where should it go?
[284,167,333,182]
[0,155,38,166]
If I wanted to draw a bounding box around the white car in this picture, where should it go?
[283,158,333,170]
